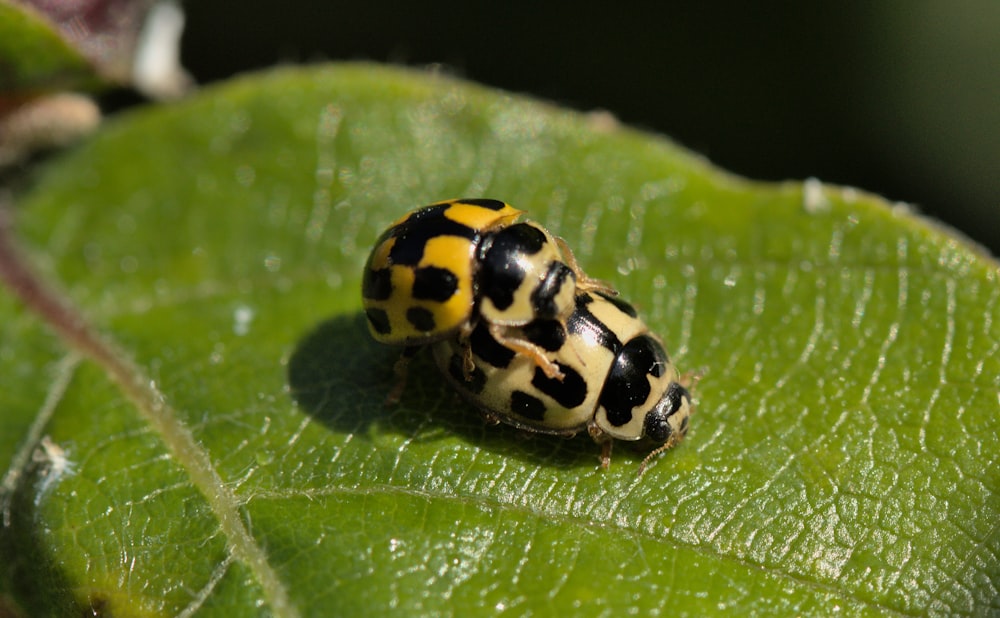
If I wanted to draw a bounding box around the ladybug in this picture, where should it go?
[362,198,608,381]
[431,290,694,473]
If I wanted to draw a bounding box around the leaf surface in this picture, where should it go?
[1,63,998,617]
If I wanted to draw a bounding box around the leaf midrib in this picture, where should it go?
[0,227,301,618]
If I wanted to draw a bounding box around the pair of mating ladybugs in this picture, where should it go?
[362,198,694,473]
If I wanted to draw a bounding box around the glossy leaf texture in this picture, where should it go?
[1,64,997,617]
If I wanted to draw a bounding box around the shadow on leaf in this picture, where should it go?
[0,447,101,616]
[286,313,604,470]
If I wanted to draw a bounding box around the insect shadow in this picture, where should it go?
[286,313,601,470]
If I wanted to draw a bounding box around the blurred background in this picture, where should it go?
[179,1,999,255]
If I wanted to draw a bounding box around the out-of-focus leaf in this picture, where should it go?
[0,1,98,93]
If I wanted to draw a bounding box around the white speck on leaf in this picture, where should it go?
[233,305,254,336]
[32,436,76,505]
[803,177,830,214]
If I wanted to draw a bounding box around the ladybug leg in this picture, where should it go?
[554,236,617,297]
[461,341,476,380]
[457,326,476,381]
[488,323,565,381]
[478,408,502,426]
[600,441,613,469]
[587,420,613,469]
[385,345,421,405]
[680,367,705,391]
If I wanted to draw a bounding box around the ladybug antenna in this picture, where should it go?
[637,443,673,478]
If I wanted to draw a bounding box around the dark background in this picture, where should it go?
[180,1,999,256]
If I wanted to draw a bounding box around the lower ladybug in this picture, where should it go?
[431,291,694,473]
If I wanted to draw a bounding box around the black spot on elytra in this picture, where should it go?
[567,293,622,353]
[522,319,566,352]
[599,336,665,426]
[511,390,547,421]
[531,362,587,409]
[388,204,477,266]
[469,323,516,368]
[412,266,459,302]
[600,291,638,318]
[362,267,392,301]
[478,223,548,311]
[406,306,436,332]
[530,261,574,318]
[365,308,391,334]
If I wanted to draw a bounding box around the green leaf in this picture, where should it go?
[2,63,998,616]
[0,1,97,93]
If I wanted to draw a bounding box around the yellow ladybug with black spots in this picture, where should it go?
[431,290,695,473]
[362,198,608,379]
